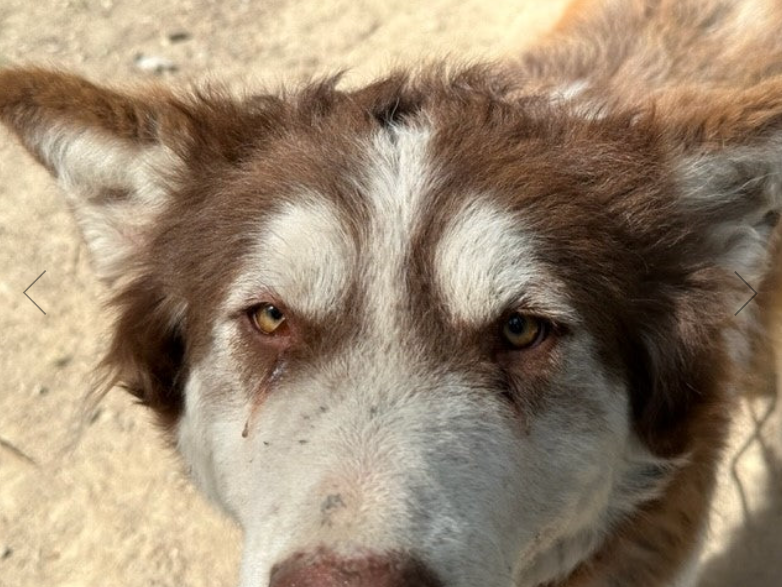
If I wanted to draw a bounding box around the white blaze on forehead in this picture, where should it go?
[364,124,433,241]
[227,196,353,316]
[359,124,434,328]
[435,200,574,325]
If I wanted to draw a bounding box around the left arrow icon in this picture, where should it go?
[23,270,46,315]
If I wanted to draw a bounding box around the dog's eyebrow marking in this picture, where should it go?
[226,196,354,316]
[434,200,575,325]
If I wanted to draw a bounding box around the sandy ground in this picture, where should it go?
[0,1,780,586]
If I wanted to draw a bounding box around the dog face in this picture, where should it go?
[172,93,666,587]
[1,68,779,587]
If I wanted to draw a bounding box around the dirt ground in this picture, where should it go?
[0,1,780,586]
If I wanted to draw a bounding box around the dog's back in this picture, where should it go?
[521,0,782,94]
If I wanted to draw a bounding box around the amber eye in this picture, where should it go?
[251,303,286,334]
[502,313,546,349]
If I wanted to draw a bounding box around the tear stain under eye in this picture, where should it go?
[269,359,287,385]
[246,357,289,438]
[254,357,287,404]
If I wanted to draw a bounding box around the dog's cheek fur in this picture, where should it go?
[97,275,188,429]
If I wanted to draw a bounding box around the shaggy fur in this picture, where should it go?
[1,1,781,586]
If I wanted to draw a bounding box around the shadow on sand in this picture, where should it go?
[699,393,782,587]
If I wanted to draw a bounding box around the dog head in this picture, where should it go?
[1,67,779,587]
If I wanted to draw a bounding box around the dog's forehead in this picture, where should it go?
[222,119,575,330]
[166,78,669,351]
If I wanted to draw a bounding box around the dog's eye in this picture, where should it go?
[502,313,546,349]
[251,303,286,334]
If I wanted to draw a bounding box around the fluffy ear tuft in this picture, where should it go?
[0,68,199,282]
[662,80,782,287]
[623,80,782,453]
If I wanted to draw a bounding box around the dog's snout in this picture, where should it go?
[269,550,443,587]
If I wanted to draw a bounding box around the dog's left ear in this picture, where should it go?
[661,79,782,286]
[621,82,782,452]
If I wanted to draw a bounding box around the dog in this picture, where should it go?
[1,0,780,585]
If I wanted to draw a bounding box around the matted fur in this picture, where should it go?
[1,1,781,586]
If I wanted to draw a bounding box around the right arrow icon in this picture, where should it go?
[734,272,757,316]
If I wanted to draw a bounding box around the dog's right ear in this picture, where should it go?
[0,69,191,282]
[0,68,270,283]
[0,68,283,423]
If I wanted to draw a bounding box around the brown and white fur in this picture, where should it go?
[1,1,781,586]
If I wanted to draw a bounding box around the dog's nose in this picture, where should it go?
[269,550,443,587]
